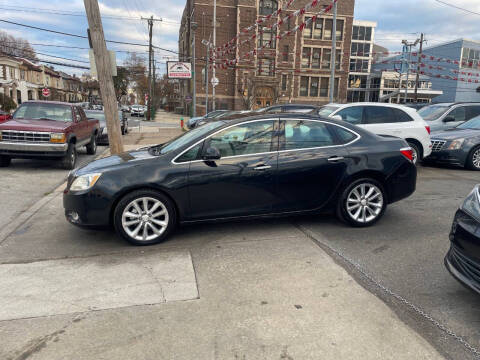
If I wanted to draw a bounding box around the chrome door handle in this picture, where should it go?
[254,165,272,170]
[328,156,345,162]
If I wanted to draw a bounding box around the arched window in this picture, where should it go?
[259,0,278,16]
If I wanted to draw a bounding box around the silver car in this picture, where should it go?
[418,103,480,132]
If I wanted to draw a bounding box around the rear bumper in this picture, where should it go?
[0,141,68,157]
[386,161,417,204]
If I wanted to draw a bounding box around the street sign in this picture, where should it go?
[211,77,219,87]
[185,95,192,104]
[167,62,192,79]
[145,94,149,102]
[42,88,50,98]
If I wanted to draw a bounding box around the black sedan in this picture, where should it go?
[445,185,480,294]
[85,110,128,145]
[427,115,480,170]
[63,114,417,245]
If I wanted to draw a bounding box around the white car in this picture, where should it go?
[318,102,432,164]
[131,105,145,117]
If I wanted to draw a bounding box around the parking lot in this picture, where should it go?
[0,145,478,359]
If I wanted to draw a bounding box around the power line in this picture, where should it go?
[2,51,90,70]
[1,43,90,63]
[433,0,480,17]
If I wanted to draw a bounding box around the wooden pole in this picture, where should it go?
[84,0,124,154]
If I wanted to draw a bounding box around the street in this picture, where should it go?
[0,143,478,359]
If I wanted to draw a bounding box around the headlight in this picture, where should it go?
[70,173,102,192]
[462,185,480,220]
[447,139,465,150]
[103,127,108,134]
[50,133,66,143]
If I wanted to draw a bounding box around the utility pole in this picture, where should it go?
[414,33,425,103]
[142,16,162,121]
[329,1,337,103]
[152,59,156,112]
[402,38,420,104]
[212,0,217,111]
[202,36,212,115]
[191,17,198,118]
[84,0,123,154]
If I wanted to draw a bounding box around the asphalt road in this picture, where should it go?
[297,164,480,360]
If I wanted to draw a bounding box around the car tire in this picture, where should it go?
[61,143,77,170]
[0,155,11,167]
[336,178,387,227]
[407,142,420,165]
[466,146,480,171]
[113,190,177,246]
[86,134,97,155]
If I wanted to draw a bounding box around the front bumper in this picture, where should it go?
[445,244,480,295]
[0,141,68,157]
[425,149,466,166]
[63,189,112,227]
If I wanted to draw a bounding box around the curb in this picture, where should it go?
[0,147,110,245]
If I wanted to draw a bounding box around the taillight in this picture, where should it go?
[425,125,431,135]
[400,147,414,162]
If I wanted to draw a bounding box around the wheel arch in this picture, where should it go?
[335,170,388,203]
[405,138,423,159]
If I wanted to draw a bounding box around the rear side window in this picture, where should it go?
[336,106,363,125]
[287,106,315,113]
[364,106,395,124]
[466,106,480,120]
[332,126,358,144]
[283,120,335,150]
[392,108,413,122]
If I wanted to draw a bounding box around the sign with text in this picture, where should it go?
[89,50,117,78]
[42,88,50,98]
[167,62,192,79]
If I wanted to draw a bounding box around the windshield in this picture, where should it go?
[418,105,449,121]
[13,103,73,122]
[457,116,480,130]
[205,110,224,119]
[318,106,340,117]
[156,121,225,155]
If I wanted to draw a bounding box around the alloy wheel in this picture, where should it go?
[121,197,169,242]
[473,149,480,169]
[346,183,384,224]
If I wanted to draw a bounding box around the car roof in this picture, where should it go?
[22,100,74,107]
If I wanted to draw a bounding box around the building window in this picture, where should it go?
[312,48,321,69]
[20,70,26,80]
[258,58,274,76]
[313,18,323,39]
[283,45,289,62]
[281,74,287,91]
[336,19,344,41]
[287,16,291,31]
[9,67,15,80]
[462,47,480,69]
[300,77,309,96]
[352,26,372,41]
[299,77,330,97]
[322,49,331,70]
[259,0,278,16]
[302,47,311,68]
[259,28,276,49]
[349,59,369,73]
[324,19,333,40]
[334,78,339,98]
[320,78,329,97]
[351,42,371,57]
[310,77,319,97]
[349,75,368,89]
[303,17,313,38]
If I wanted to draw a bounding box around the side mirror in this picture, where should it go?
[331,115,343,121]
[443,116,456,123]
[202,146,221,160]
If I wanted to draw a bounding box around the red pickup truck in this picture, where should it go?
[0,101,99,169]
[0,110,11,123]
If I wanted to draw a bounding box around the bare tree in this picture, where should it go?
[0,31,37,60]
[238,71,256,110]
[123,53,148,104]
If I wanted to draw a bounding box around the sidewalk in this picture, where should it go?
[153,109,189,125]
[0,127,444,360]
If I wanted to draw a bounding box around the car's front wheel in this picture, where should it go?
[337,179,387,227]
[467,146,480,171]
[61,143,77,170]
[113,190,176,246]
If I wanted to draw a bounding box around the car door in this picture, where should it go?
[442,106,466,129]
[187,119,279,220]
[74,107,89,144]
[274,119,351,213]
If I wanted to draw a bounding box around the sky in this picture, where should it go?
[0,0,479,77]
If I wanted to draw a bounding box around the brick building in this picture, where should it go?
[179,0,355,115]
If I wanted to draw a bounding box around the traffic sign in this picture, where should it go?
[211,77,219,87]
[42,88,50,98]
[185,95,192,104]
[145,94,149,102]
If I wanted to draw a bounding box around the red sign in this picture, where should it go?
[145,94,149,102]
[42,88,50,98]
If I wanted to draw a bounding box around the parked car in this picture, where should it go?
[260,104,318,114]
[63,113,417,245]
[120,105,130,113]
[418,102,480,132]
[0,110,11,123]
[85,110,129,145]
[317,102,432,164]
[131,105,145,117]
[187,110,228,129]
[445,184,480,294]
[0,101,99,169]
[426,115,480,170]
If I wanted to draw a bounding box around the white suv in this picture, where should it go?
[318,103,432,163]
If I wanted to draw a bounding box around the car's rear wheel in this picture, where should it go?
[61,143,77,170]
[0,155,11,167]
[407,142,420,165]
[113,190,176,246]
[86,134,97,155]
[467,146,480,171]
[336,178,387,227]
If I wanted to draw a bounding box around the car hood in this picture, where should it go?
[76,149,157,175]
[0,118,70,132]
[431,128,480,140]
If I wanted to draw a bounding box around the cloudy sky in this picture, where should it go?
[0,0,479,76]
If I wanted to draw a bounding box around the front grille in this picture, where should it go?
[1,130,50,143]
[431,140,446,152]
[448,244,480,286]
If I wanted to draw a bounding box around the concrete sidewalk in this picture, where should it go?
[153,109,189,125]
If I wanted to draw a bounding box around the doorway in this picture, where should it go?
[254,86,274,110]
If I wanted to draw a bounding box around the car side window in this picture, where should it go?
[266,106,283,114]
[73,107,82,122]
[282,120,335,150]
[364,106,395,124]
[448,106,466,122]
[332,125,358,144]
[336,107,363,125]
[392,108,413,123]
[208,120,275,157]
[176,143,202,163]
[466,106,480,120]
